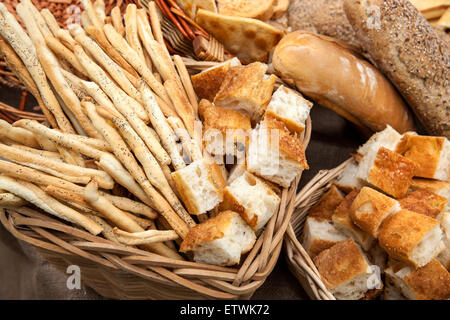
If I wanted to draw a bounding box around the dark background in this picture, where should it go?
[0,84,363,299]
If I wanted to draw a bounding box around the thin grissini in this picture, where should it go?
[68,24,143,106]
[85,26,139,79]
[94,104,194,228]
[56,29,77,51]
[154,94,179,118]
[81,11,93,29]
[0,119,39,148]
[21,0,52,38]
[164,79,196,139]
[0,143,113,188]
[45,36,88,78]
[111,6,125,36]
[84,181,183,259]
[113,228,179,245]
[167,116,202,162]
[148,1,166,49]
[40,9,61,37]
[0,4,74,133]
[124,4,147,65]
[34,43,101,139]
[0,37,57,128]
[0,192,27,208]
[103,23,172,107]
[86,214,120,244]
[11,145,62,160]
[93,0,106,23]
[73,45,170,164]
[0,159,83,191]
[173,55,199,116]
[52,89,88,138]
[15,161,90,184]
[81,0,103,30]
[139,82,186,170]
[0,176,103,235]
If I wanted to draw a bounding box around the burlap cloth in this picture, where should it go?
[0,85,363,299]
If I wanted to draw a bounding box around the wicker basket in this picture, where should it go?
[284,159,353,300]
[0,121,311,300]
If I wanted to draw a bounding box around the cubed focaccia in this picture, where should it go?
[171,159,226,215]
[385,259,450,300]
[334,159,364,193]
[410,178,450,211]
[265,85,312,135]
[179,211,256,266]
[309,185,344,221]
[191,57,241,101]
[359,147,416,199]
[220,171,280,231]
[332,190,374,250]
[302,216,348,258]
[350,187,401,237]
[247,116,309,188]
[378,209,444,267]
[357,125,403,157]
[396,134,450,181]
[214,62,277,123]
[199,99,251,157]
[313,239,382,300]
[399,190,447,219]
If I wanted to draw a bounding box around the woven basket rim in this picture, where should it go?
[283,159,353,300]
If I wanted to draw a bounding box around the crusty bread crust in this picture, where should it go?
[399,190,447,219]
[309,185,344,221]
[350,187,398,237]
[343,0,450,138]
[192,63,231,101]
[404,259,450,300]
[396,135,446,179]
[410,178,450,193]
[217,0,275,21]
[313,239,369,290]
[368,147,416,199]
[378,210,440,265]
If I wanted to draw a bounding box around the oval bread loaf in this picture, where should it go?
[272,32,416,134]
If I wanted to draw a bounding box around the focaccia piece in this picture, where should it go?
[399,190,447,219]
[309,185,344,222]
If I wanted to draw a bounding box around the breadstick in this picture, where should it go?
[79,80,116,111]
[21,0,52,38]
[0,176,103,235]
[113,228,179,245]
[0,4,74,133]
[56,29,77,51]
[173,55,198,115]
[0,192,27,208]
[81,0,103,30]
[45,36,88,78]
[124,4,147,65]
[95,104,194,227]
[84,181,182,259]
[167,116,202,162]
[81,11,93,29]
[85,214,120,243]
[154,94,179,118]
[73,46,170,163]
[164,79,195,138]
[0,144,113,188]
[69,24,143,106]
[111,6,125,36]
[11,145,62,160]
[103,23,172,107]
[139,82,186,170]
[0,120,39,148]
[93,0,106,23]
[84,26,139,79]
[16,161,90,184]
[148,1,166,49]
[40,9,60,36]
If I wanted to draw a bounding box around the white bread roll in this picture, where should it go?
[272,32,415,134]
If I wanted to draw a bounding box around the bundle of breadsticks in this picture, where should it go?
[0,0,310,266]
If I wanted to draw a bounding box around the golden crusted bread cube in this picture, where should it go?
[410,178,450,211]
[385,259,450,300]
[191,58,241,101]
[399,190,447,219]
[220,171,280,231]
[332,190,375,250]
[309,185,344,222]
[265,85,313,135]
[363,147,416,198]
[438,212,450,270]
[350,187,401,237]
[378,209,444,267]
[214,62,277,123]
[357,125,403,157]
[334,159,364,193]
[313,239,382,300]
[302,216,348,258]
[179,211,256,266]
[247,116,309,188]
[396,134,450,181]
[171,159,226,215]
[199,99,251,157]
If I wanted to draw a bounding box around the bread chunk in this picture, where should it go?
[180,211,256,266]
[399,190,447,219]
